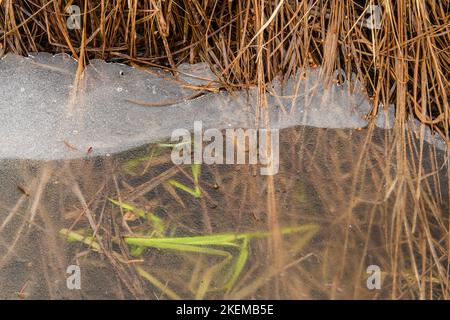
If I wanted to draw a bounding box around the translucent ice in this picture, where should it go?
[0,53,446,160]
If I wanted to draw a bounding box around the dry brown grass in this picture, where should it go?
[0,0,449,139]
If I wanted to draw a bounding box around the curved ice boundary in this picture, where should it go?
[0,53,446,160]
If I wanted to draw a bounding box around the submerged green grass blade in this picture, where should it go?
[122,155,151,171]
[124,237,232,257]
[130,246,146,257]
[192,164,201,185]
[124,233,240,247]
[168,179,201,198]
[158,141,190,148]
[192,163,201,196]
[59,228,101,251]
[195,255,232,300]
[123,224,319,247]
[148,214,165,236]
[122,148,159,173]
[108,198,146,218]
[167,164,202,198]
[225,237,249,291]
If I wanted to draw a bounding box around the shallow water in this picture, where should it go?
[0,124,447,299]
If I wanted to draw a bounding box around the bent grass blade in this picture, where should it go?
[108,198,165,256]
[59,228,101,251]
[124,225,319,293]
[224,237,249,292]
[167,164,202,198]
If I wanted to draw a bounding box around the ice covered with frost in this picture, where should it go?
[0,53,446,160]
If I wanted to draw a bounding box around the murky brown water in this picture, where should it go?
[0,125,448,299]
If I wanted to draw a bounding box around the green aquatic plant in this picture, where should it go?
[122,147,161,175]
[167,163,202,198]
[108,198,165,256]
[158,141,190,148]
[60,228,101,251]
[121,140,188,175]
[60,220,319,295]
[61,188,319,296]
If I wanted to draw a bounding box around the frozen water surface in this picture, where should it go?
[0,53,446,160]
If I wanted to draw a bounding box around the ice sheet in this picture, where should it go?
[0,53,446,160]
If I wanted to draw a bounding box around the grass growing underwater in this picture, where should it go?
[59,160,318,298]
[60,196,319,297]
[1,125,447,299]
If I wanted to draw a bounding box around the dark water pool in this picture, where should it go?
[0,125,448,299]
